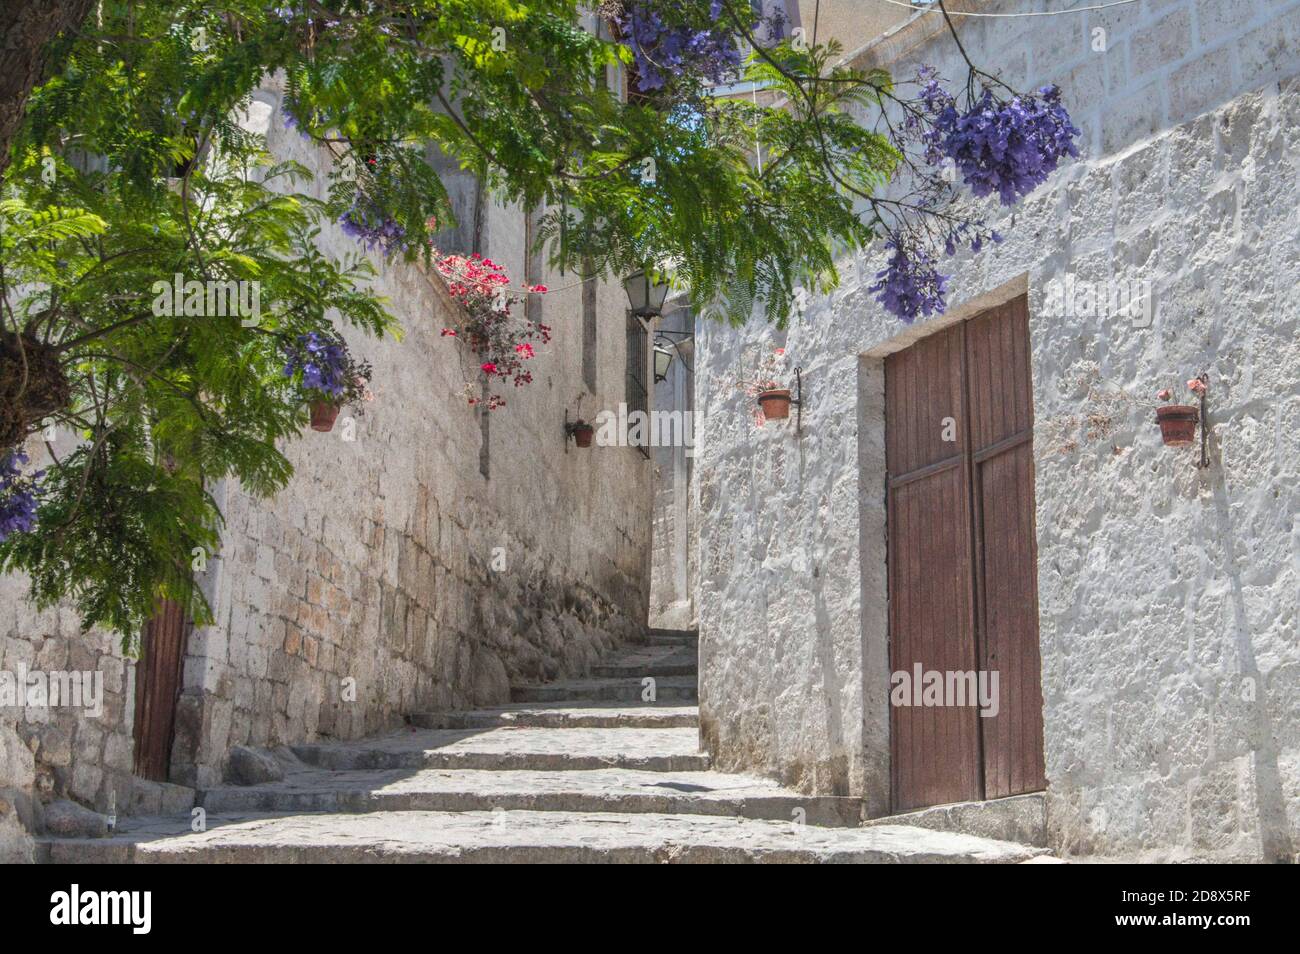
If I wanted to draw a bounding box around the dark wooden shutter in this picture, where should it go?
[885,296,1045,811]
[626,313,649,455]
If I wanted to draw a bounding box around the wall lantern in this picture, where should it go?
[653,339,674,382]
[651,329,694,383]
[623,268,671,321]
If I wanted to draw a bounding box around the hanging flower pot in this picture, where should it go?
[757,388,792,420]
[310,401,341,432]
[1154,404,1198,446]
[571,422,594,448]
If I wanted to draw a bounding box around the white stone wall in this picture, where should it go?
[697,0,1300,860]
[649,305,697,630]
[1,78,653,802]
[168,80,654,788]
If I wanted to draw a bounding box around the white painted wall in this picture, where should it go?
[696,0,1300,860]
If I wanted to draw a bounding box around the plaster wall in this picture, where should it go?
[696,0,1300,860]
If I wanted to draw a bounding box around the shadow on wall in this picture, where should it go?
[1210,458,1295,863]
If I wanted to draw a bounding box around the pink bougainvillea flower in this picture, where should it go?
[527,283,548,294]
[514,343,534,358]
[1187,378,1207,394]
[1157,388,1172,401]
[440,328,457,337]
[481,362,498,375]
[774,347,785,355]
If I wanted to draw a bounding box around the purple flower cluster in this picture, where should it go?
[282,332,349,397]
[617,2,743,92]
[0,451,43,543]
[922,80,1080,206]
[339,196,407,257]
[869,240,949,324]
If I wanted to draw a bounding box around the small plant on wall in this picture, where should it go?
[281,332,374,433]
[436,254,550,410]
[736,347,791,425]
[1155,378,1205,448]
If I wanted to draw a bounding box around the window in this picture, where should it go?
[626,313,649,456]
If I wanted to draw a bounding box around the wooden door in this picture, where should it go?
[132,598,190,781]
[885,296,1045,811]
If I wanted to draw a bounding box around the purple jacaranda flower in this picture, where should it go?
[920,80,1081,206]
[339,192,407,257]
[282,332,349,397]
[869,239,949,323]
[0,451,43,543]
[616,3,747,92]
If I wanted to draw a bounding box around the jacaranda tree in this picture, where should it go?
[0,1,1078,646]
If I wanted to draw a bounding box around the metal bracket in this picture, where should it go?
[1196,372,1210,469]
[792,366,804,435]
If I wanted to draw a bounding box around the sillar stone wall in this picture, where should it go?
[696,0,1300,861]
[0,76,653,820]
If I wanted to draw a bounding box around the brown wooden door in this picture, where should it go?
[133,598,190,781]
[885,296,1046,811]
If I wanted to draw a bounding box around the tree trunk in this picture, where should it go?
[0,0,96,177]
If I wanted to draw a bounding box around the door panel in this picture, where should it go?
[885,324,966,477]
[889,468,983,810]
[965,298,1046,798]
[133,598,189,782]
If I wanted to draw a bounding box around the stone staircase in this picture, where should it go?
[38,630,1046,863]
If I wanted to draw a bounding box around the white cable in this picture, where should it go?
[871,0,1141,17]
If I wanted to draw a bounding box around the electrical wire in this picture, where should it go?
[871,0,1141,17]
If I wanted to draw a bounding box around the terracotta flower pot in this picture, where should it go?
[572,423,594,448]
[310,401,341,432]
[1155,404,1198,446]
[757,388,792,420]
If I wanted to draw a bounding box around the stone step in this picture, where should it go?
[410,704,698,730]
[291,726,709,772]
[588,644,697,679]
[647,635,697,647]
[862,792,1048,848]
[198,766,862,826]
[511,675,697,704]
[41,810,1046,864]
[647,628,698,647]
[590,660,697,678]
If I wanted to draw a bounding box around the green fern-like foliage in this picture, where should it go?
[1,1,908,647]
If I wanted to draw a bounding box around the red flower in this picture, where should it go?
[481,362,498,375]
[440,328,457,337]
[514,343,534,358]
